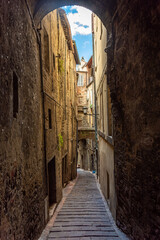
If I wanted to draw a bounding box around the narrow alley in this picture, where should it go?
[41,170,127,240]
[0,1,159,240]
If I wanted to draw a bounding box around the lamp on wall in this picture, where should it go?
[83,106,88,115]
[83,106,99,117]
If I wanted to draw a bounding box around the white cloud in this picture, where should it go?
[66,6,92,36]
[83,41,90,48]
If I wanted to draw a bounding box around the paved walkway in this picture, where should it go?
[46,170,128,240]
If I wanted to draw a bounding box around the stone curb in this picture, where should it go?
[38,176,78,240]
[95,173,130,240]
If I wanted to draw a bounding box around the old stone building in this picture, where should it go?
[77,57,88,129]
[41,8,79,217]
[85,56,96,172]
[92,13,116,219]
[77,57,95,171]
[0,0,159,240]
[0,6,79,240]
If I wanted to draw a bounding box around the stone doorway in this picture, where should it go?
[48,157,56,206]
[62,155,68,187]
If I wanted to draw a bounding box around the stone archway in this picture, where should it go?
[32,0,116,28]
[0,0,159,239]
[31,1,160,239]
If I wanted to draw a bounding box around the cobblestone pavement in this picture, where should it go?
[46,170,128,240]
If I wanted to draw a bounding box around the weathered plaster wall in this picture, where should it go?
[93,13,116,220]
[99,138,116,219]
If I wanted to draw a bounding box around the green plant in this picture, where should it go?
[58,133,63,150]
[58,58,64,74]
[90,104,93,109]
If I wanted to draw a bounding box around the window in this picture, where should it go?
[107,86,113,136]
[100,21,103,40]
[53,53,55,69]
[62,155,68,187]
[90,91,93,105]
[48,109,52,129]
[87,89,89,101]
[90,76,93,84]
[13,72,18,118]
[96,17,98,32]
[44,27,50,72]
[107,171,110,199]
[100,85,104,132]
[77,74,84,86]
[67,72,69,90]
[88,76,93,85]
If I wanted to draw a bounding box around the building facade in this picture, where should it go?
[0,8,79,240]
[41,8,79,218]
[0,1,159,239]
[92,13,116,219]
[85,57,96,172]
[77,57,95,171]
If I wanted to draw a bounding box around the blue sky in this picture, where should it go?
[63,6,93,62]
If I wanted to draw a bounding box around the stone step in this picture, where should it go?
[48,231,119,238]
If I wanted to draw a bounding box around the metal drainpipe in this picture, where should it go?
[76,118,78,176]
[92,24,99,179]
[65,40,67,119]
[71,107,74,180]
[37,23,48,196]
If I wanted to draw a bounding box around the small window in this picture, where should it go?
[77,74,84,86]
[107,171,110,199]
[87,89,89,101]
[107,86,113,136]
[100,21,103,40]
[96,17,98,32]
[48,109,52,129]
[44,27,50,72]
[13,72,18,118]
[53,53,55,69]
[100,85,104,132]
[67,72,69,90]
[90,91,93,105]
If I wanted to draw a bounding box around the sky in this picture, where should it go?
[63,6,93,63]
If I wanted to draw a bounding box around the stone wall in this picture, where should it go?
[38,6,78,218]
[0,3,78,240]
[0,0,45,239]
[109,0,160,239]
[0,0,159,239]
[92,13,116,220]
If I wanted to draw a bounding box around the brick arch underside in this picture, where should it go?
[32,0,160,239]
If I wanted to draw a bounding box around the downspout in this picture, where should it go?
[92,16,99,179]
[37,23,48,196]
[76,118,78,177]
[65,40,67,119]
[71,107,74,179]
